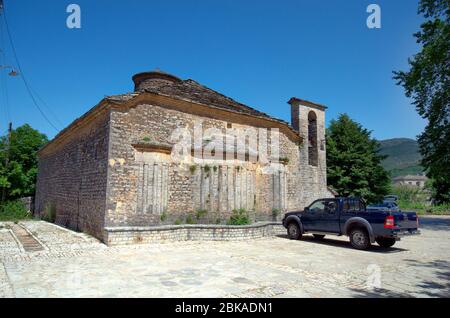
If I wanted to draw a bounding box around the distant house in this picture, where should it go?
[393,175,428,188]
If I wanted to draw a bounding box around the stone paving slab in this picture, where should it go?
[0,228,22,255]
[0,262,14,298]
[0,217,449,298]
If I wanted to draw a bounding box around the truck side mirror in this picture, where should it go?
[304,207,310,213]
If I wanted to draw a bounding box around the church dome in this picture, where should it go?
[132,69,182,92]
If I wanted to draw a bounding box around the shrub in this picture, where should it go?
[142,136,152,142]
[174,219,182,225]
[272,208,280,220]
[398,200,426,211]
[392,185,450,215]
[227,209,250,225]
[279,157,290,165]
[189,165,197,174]
[160,211,167,222]
[393,185,429,212]
[0,200,31,222]
[196,209,208,220]
[392,185,428,205]
[185,214,196,224]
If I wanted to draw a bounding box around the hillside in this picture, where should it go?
[378,138,424,177]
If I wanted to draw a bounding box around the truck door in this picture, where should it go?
[314,199,340,232]
[341,198,362,227]
[302,200,327,231]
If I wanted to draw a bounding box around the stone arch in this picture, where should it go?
[308,111,318,166]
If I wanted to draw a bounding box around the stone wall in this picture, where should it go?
[104,222,286,246]
[34,112,110,240]
[105,102,304,228]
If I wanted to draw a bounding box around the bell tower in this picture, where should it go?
[288,97,328,205]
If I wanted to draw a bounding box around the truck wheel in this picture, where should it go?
[287,223,302,240]
[313,234,325,240]
[376,238,396,248]
[349,228,371,250]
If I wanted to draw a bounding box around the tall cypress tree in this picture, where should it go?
[326,114,390,203]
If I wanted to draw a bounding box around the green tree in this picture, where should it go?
[326,114,390,203]
[393,0,450,204]
[0,124,48,201]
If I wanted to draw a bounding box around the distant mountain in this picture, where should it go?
[378,138,424,178]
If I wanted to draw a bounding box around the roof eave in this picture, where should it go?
[288,97,328,111]
[38,91,303,157]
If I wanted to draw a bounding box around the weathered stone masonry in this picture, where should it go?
[35,70,334,244]
[104,222,286,245]
[35,111,110,239]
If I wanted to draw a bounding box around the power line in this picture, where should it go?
[0,11,10,124]
[30,86,64,127]
[1,6,60,132]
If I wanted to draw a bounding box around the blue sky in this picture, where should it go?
[0,0,425,140]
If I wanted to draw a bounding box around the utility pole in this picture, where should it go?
[1,121,11,202]
[1,1,19,202]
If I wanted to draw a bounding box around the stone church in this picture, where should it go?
[35,70,333,242]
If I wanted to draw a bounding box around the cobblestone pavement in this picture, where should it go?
[0,217,449,298]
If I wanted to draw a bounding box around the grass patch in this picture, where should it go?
[0,200,31,222]
[397,200,450,215]
[426,204,450,215]
[411,204,450,216]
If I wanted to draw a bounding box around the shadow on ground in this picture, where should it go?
[349,288,415,298]
[276,234,408,254]
[350,259,450,298]
[418,216,450,232]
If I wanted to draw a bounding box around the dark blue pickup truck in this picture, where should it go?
[282,197,420,250]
